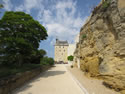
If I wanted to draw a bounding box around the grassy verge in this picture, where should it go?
[0,64,42,79]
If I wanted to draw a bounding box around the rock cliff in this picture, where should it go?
[75,0,125,93]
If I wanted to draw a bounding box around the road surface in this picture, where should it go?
[13,64,84,94]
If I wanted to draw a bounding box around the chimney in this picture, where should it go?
[56,38,58,43]
[56,38,58,41]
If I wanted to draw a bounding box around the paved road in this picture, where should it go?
[13,64,84,94]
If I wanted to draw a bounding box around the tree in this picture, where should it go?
[0,4,3,13]
[40,57,54,65]
[0,11,48,66]
[38,49,46,57]
[0,4,3,9]
[67,55,74,61]
[31,49,46,64]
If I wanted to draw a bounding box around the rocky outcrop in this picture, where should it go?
[75,0,125,93]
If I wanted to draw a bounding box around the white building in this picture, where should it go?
[67,34,80,65]
[54,33,80,65]
[54,39,69,63]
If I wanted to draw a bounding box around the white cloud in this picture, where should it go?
[24,0,42,13]
[3,0,13,11]
[2,0,44,13]
[42,10,53,23]
[15,5,24,11]
[37,0,86,44]
[14,0,44,13]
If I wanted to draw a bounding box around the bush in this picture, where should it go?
[82,34,87,39]
[0,64,41,78]
[40,57,54,65]
[102,0,111,10]
[30,49,47,64]
[67,55,74,61]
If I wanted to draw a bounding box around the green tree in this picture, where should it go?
[40,57,54,65]
[0,4,3,13]
[31,49,46,64]
[67,55,74,61]
[0,11,48,66]
[0,4,3,9]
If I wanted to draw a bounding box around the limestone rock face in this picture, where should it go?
[75,0,125,92]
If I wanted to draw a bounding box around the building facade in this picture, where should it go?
[54,34,80,64]
[54,39,69,63]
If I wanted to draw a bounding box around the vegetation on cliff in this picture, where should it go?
[67,55,74,61]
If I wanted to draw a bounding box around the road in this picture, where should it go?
[13,64,84,94]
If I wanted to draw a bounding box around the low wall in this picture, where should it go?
[0,65,51,94]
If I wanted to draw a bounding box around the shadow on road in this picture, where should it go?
[41,70,66,78]
[12,69,66,94]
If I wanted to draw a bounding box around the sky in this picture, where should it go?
[0,0,101,58]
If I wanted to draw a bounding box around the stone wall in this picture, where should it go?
[0,66,51,94]
[54,45,69,63]
[75,0,125,93]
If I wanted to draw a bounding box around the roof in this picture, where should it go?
[55,39,69,46]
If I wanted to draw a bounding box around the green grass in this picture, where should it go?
[0,64,41,79]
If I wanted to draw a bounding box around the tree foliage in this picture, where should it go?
[40,57,54,65]
[30,49,47,64]
[0,4,3,9]
[67,55,74,61]
[0,4,3,13]
[0,11,48,66]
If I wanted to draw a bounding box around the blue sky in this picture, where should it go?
[0,0,101,58]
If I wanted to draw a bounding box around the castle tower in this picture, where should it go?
[54,38,69,63]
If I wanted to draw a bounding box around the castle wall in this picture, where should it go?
[54,45,68,63]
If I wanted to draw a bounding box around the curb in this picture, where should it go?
[64,65,89,94]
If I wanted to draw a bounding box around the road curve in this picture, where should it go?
[13,64,84,94]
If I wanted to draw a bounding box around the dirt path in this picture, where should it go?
[66,66,120,94]
[12,64,84,94]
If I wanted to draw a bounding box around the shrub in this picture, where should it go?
[102,0,111,10]
[40,57,54,65]
[30,49,46,64]
[82,34,87,39]
[0,64,41,78]
[67,55,74,61]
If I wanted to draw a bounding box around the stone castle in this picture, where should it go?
[54,34,79,63]
[54,39,69,63]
